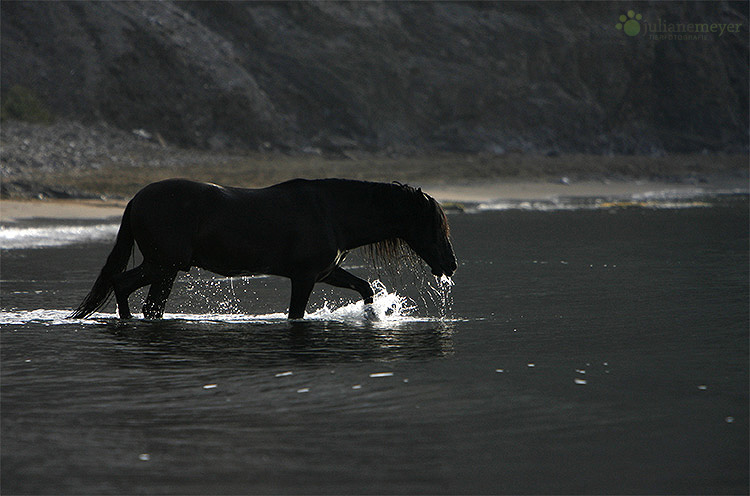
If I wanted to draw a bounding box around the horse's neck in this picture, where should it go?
[328,182,405,250]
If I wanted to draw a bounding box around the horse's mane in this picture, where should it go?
[361,181,449,271]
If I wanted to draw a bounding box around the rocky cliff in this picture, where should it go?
[2,1,747,155]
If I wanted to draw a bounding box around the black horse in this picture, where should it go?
[70,178,457,320]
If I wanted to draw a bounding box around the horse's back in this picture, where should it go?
[133,178,222,200]
[126,178,336,276]
[128,179,226,268]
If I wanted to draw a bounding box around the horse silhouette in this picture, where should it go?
[70,178,456,320]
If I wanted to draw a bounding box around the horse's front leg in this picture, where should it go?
[288,275,316,319]
[320,267,374,304]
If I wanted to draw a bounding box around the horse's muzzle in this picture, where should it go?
[433,267,455,277]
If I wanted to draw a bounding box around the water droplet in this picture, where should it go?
[139,453,151,461]
[369,372,394,378]
[275,371,293,377]
[697,385,707,390]
[495,369,504,373]
[725,416,734,423]
[297,388,310,393]
[352,385,362,390]
[574,379,587,385]
[202,384,217,389]
[527,363,535,368]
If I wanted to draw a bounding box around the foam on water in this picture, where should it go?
[471,189,746,213]
[0,223,118,249]
[0,280,453,326]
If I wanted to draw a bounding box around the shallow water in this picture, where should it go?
[1,196,748,494]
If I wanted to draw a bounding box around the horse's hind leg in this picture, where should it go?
[111,262,159,319]
[142,269,177,319]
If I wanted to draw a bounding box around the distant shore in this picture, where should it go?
[2,175,747,223]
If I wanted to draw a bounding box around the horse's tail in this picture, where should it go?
[69,202,134,319]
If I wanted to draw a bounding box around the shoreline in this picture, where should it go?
[2,176,747,223]
[422,176,748,204]
[0,199,127,223]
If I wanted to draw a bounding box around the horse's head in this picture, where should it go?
[401,187,457,278]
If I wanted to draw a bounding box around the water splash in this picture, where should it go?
[307,280,416,323]
[179,271,250,314]
[423,274,455,320]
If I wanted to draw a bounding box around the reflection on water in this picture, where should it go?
[101,318,456,367]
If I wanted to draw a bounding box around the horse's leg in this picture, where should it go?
[320,267,374,304]
[142,269,178,319]
[288,275,316,319]
[111,262,159,319]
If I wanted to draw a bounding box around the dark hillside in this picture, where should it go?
[2,1,747,154]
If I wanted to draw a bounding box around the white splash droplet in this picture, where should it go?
[369,372,394,378]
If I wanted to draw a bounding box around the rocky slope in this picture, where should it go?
[1,1,748,155]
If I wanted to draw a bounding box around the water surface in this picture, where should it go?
[2,196,748,494]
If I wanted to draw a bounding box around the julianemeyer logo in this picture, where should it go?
[616,10,643,36]
[615,9,743,40]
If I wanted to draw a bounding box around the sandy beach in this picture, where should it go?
[0,199,127,223]
[2,176,746,223]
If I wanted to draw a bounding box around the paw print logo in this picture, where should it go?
[616,10,643,36]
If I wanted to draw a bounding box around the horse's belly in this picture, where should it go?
[191,249,277,278]
[192,239,337,280]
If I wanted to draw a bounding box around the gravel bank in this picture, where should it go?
[1,120,228,198]
[2,119,747,201]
